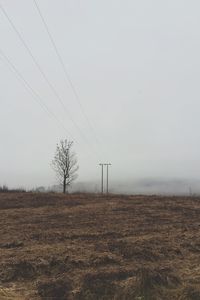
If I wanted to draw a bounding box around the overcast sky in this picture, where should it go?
[1,0,200,189]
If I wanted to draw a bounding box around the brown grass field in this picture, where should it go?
[1,192,200,299]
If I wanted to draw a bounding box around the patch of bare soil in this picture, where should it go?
[1,192,200,299]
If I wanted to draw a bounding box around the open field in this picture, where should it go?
[1,193,200,299]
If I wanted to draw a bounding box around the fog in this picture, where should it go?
[1,0,200,193]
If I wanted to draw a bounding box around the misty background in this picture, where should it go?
[1,0,200,194]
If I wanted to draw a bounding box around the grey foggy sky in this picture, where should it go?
[0,0,200,188]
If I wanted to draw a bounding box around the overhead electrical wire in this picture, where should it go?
[0,48,72,139]
[0,2,102,159]
[0,48,99,159]
[33,0,103,150]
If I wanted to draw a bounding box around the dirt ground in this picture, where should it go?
[1,192,200,299]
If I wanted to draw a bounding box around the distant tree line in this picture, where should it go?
[0,185,26,193]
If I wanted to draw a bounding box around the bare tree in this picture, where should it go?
[52,139,79,193]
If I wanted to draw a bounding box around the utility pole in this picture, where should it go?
[99,164,104,193]
[99,163,111,194]
[104,163,111,194]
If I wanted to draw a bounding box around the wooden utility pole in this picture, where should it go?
[99,164,104,193]
[99,163,111,194]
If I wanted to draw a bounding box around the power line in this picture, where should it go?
[0,48,73,139]
[0,2,100,156]
[33,0,104,149]
[0,48,99,161]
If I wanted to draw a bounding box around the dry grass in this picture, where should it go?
[0,192,200,299]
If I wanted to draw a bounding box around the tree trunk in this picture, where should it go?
[63,177,66,194]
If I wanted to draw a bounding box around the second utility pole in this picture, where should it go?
[105,163,111,194]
